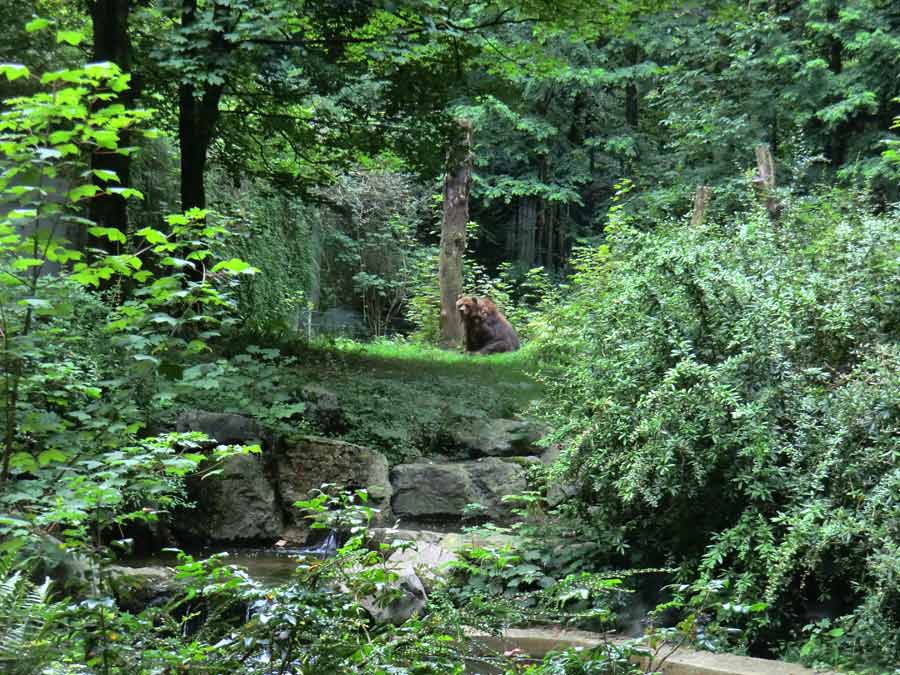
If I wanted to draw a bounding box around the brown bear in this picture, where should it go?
[456,294,520,355]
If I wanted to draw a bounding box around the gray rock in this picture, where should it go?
[300,385,345,433]
[176,452,284,544]
[176,410,262,445]
[107,565,179,612]
[368,528,520,592]
[451,418,544,458]
[275,436,393,542]
[359,570,427,625]
[390,458,527,524]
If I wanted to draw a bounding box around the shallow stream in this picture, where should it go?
[124,541,336,585]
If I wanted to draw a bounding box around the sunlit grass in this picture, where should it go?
[330,336,535,364]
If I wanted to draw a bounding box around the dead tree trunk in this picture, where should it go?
[690,185,711,225]
[753,144,780,221]
[438,119,473,348]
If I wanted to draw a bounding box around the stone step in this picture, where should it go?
[468,628,832,675]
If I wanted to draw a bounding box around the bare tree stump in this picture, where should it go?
[690,185,711,225]
[438,119,473,348]
[753,144,780,221]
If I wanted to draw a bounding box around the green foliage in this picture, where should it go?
[406,248,556,344]
[532,188,900,667]
[0,63,263,675]
[204,166,319,335]
[320,169,434,336]
[0,549,59,674]
[164,338,540,462]
[3,489,474,674]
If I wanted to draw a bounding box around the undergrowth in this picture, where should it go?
[166,337,543,463]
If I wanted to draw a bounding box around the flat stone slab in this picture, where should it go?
[368,528,518,590]
[468,628,832,675]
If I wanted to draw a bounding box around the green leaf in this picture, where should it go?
[12,258,44,270]
[26,18,50,32]
[92,169,120,183]
[211,258,256,274]
[161,257,194,270]
[149,313,178,326]
[10,452,38,473]
[68,184,102,202]
[88,226,127,243]
[56,30,85,46]
[136,227,168,244]
[38,449,67,467]
[0,63,30,81]
[92,129,118,149]
[17,298,52,313]
[107,187,143,199]
[186,339,208,354]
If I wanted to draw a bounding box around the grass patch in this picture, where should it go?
[324,337,538,387]
[200,336,543,463]
[297,338,542,461]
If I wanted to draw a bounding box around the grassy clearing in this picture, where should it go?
[326,337,537,382]
[279,337,543,462]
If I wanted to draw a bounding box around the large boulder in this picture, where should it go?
[175,452,284,544]
[359,571,428,625]
[107,565,180,612]
[451,418,544,458]
[390,458,527,524]
[275,436,393,541]
[300,385,346,433]
[368,528,520,592]
[176,410,263,445]
[173,410,282,544]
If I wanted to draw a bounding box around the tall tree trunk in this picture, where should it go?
[438,119,472,348]
[177,0,224,212]
[88,0,132,256]
[178,82,222,211]
[753,144,780,221]
[824,2,848,167]
[625,43,640,128]
[517,199,536,267]
[690,186,711,226]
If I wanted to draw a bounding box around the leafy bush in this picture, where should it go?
[0,550,58,674]
[320,169,435,336]
[406,251,556,345]
[532,189,900,667]
[207,168,320,335]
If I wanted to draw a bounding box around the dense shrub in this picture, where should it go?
[532,190,900,666]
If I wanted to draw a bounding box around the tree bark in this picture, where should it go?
[179,82,222,211]
[753,144,780,221]
[625,43,640,129]
[88,0,132,255]
[824,7,848,168]
[690,186,711,226]
[438,119,472,348]
[517,198,536,267]
[177,0,224,212]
